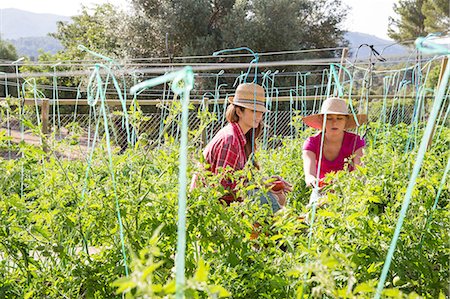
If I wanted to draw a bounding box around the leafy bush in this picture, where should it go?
[0,121,448,298]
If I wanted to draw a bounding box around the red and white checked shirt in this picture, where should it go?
[203,122,247,195]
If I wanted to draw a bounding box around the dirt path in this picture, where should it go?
[1,128,92,159]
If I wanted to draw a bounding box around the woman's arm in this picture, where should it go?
[303,150,317,187]
[353,147,364,167]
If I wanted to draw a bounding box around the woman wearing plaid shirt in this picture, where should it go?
[202,83,291,212]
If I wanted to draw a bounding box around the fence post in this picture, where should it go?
[333,48,349,98]
[40,98,50,152]
[338,47,349,84]
[41,98,50,135]
[428,56,448,149]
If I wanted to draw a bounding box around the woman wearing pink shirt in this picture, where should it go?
[302,97,367,187]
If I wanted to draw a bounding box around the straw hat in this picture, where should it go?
[228,83,269,113]
[302,97,367,129]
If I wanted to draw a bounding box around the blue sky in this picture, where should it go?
[0,0,396,39]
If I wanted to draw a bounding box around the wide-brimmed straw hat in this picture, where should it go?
[228,83,269,113]
[302,97,367,129]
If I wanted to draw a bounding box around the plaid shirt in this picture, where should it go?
[203,123,247,200]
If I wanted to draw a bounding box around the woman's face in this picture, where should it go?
[324,114,347,134]
[237,107,263,130]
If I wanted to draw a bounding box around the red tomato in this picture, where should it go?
[318,178,328,188]
[271,180,285,191]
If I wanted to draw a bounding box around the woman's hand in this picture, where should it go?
[272,189,287,207]
[305,175,329,189]
[305,174,318,188]
[269,175,293,193]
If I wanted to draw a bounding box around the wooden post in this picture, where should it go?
[338,47,349,84]
[41,98,49,135]
[428,56,448,149]
[436,56,448,90]
[335,48,349,97]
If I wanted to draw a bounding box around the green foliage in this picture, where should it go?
[0,39,18,97]
[0,117,448,298]
[388,0,449,43]
[422,0,449,34]
[50,4,127,59]
[15,5,129,100]
[26,0,349,94]
[127,0,347,58]
[0,39,17,61]
[112,225,231,298]
[18,51,82,99]
[223,0,347,54]
[388,0,426,43]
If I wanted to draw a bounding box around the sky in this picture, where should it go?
[342,0,396,39]
[0,0,397,40]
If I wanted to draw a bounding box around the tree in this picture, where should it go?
[50,4,127,59]
[38,0,348,97]
[388,0,426,42]
[19,51,83,99]
[126,0,348,92]
[128,0,348,58]
[127,0,237,58]
[20,4,129,99]
[0,39,18,61]
[0,39,18,97]
[221,0,347,57]
[388,0,449,43]
[422,0,449,34]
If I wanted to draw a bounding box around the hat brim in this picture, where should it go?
[302,113,367,130]
[229,96,269,113]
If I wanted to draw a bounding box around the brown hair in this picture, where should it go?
[225,104,263,169]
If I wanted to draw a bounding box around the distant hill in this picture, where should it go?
[0,8,71,39]
[7,36,64,59]
[345,32,410,58]
[0,8,69,57]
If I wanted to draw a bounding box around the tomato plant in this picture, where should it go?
[0,117,447,298]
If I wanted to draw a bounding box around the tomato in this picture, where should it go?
[318,178,328,188]
[271,180,285,191]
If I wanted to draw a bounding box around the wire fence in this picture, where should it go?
[2,101,423,152]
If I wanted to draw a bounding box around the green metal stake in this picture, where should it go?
[131,67,194,299]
